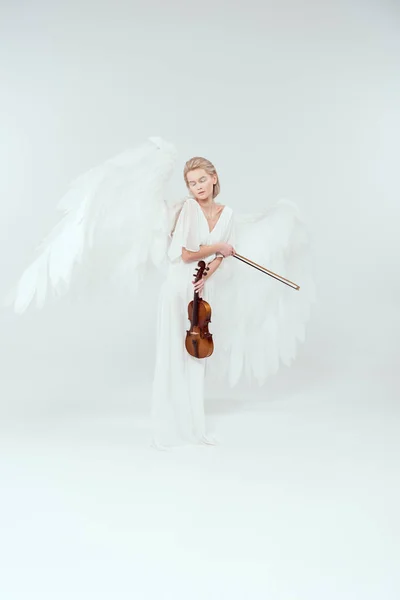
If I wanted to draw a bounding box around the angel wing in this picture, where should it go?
[8,137,177,313]
[211,199,315,387]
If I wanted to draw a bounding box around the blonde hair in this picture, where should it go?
[183,157,220,199]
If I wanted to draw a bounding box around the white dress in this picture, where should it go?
[151,197,234,447]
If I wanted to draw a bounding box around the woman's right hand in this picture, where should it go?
[217,242,236,257]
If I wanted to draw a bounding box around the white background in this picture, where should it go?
[0,1,399,599]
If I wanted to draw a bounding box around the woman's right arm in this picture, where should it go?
[182,242,235,263]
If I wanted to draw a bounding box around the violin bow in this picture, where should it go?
[233,252,300,291]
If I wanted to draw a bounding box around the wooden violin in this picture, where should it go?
[185,260,214,359]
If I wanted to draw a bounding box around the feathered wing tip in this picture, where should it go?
[7,137,178,313]
[211,199,316,387]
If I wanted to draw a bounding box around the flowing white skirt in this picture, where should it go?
[151,259,216,447]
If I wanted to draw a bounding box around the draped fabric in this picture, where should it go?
[167,198,202,263]
[151,198,234,447]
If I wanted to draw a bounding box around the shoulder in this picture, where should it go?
[174,197,198,217]
[172,197,200,233]
[181,196,199,212]
[184,196,197,205]
[221,204,233,217]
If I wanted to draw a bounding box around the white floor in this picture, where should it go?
[0,346,398,600]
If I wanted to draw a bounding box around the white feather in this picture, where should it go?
[211,199,315,387]
[10,138,177,313]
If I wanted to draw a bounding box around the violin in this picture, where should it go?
[185,260,214,359]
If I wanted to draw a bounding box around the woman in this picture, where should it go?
[151,156,235,448]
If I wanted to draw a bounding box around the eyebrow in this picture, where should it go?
[188,176,206,183]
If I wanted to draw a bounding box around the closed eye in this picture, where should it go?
[188,176,207,186]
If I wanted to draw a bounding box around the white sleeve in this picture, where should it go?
[168,199,201,262]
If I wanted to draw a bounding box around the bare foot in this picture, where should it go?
[200,435,219,446]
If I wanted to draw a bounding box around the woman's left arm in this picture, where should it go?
[193,256,223,294]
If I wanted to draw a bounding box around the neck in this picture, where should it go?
[197,195,214,207]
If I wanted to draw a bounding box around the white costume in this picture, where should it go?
[8,137,315,447]
[152,197,234,446]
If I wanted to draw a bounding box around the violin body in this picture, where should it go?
[185,261,214,359]
[185,298,214,358]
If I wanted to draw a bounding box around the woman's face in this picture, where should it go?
[186,168,217,201]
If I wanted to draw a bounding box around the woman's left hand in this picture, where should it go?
[193,276,205,295]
